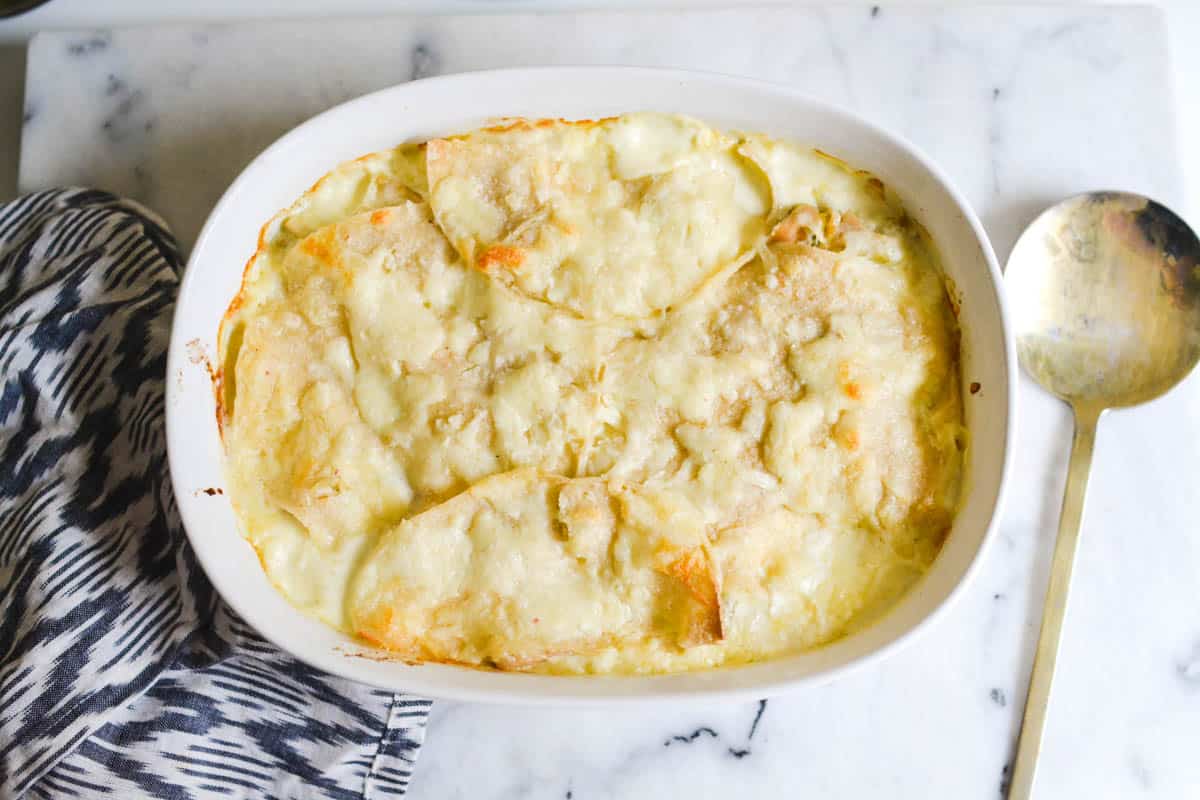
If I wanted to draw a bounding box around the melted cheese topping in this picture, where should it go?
[220,113,965,675]
[350,470,722,669]
[426,115,769,320]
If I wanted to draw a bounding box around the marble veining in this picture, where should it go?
[18,6,1200,798]
[662,699,768,760]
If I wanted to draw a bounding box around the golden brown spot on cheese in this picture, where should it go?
[770,204,821,243]
[823,212,848,252]
[477,245,525,271]
[661,549,720,611]
[840,428,860,450]
[370,208,391,226]
[482,120,533,134]
[300,235,335,263]
[356,605,413,654]
[249,541,270,574]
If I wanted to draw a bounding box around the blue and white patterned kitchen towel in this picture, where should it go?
[0,189,431,799]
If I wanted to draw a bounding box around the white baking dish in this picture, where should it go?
[165,67,1015,704]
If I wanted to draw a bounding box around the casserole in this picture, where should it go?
[166,67,1014,703]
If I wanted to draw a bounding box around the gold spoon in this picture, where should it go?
[1005,191,1200,798]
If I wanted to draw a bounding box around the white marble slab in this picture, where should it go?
[20,6,1200,798]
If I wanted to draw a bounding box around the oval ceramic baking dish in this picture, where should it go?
[165,67,1015,704]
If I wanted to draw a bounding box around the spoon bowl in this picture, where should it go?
[1007,191,1200,410]
[1004,191,1200,799]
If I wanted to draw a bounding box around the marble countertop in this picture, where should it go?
[5,0,1200,216]
[18,6,1200,798]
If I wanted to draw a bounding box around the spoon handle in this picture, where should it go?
[1007,406,1099,799]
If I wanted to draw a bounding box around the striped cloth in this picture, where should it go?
[0,189,431,799]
